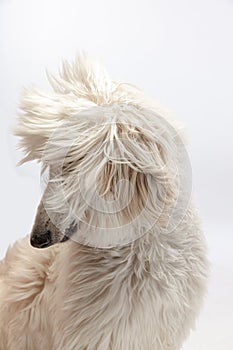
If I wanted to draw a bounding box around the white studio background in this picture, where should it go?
[0,0,232,349]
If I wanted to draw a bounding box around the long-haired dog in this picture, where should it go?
[0,54,209,350]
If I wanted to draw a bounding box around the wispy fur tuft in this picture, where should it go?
[15,53,149,163]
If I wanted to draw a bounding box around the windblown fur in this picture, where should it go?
[0,53,209,350]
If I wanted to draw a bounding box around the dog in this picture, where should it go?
[0,53,209,350]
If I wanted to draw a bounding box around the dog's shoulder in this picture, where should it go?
[0,237,60,348]
[0,236,59,304]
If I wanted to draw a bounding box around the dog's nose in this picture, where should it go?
[30,230,52,248]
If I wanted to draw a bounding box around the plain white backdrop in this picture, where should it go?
[0,0,232,349]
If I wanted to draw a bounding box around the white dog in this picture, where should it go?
[0,53,209,350]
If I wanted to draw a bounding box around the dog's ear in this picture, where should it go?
[98,118,179,227]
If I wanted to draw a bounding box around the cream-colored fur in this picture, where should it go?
[0,53,209,349]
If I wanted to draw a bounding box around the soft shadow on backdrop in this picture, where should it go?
[0,1,232,349]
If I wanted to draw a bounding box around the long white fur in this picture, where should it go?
[0,53,209,350]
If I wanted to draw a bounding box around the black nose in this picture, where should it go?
[30,230,52,248]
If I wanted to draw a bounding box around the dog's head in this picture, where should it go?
[15,53,183,249]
